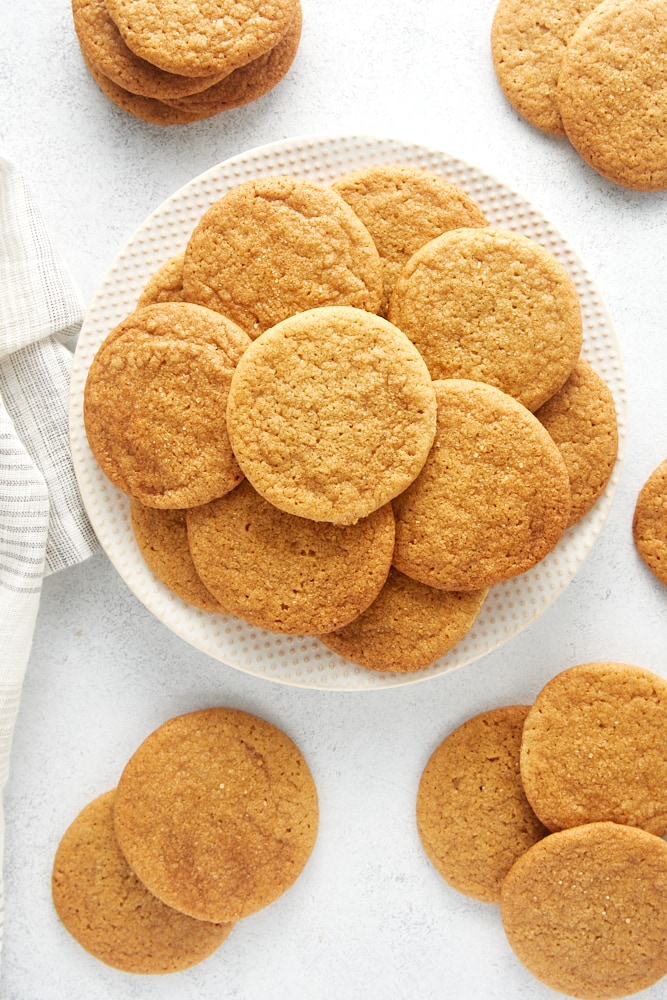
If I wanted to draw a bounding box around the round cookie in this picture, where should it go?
[318,567,487,674]
[182,177,383,337]
[186,478,395,634]
[388,227,582,412]
[163,1,301,114]
[84,302,250,508]
[491,0,602,136]
[225,306,437,525]
[52,790,233,973]
[392,379,571,591]
[113,708,319,923]
[104,0,297,78]
[535,358,618,526]
[332,165,487,315]
[501,822,667,999]
[72,0,226,99]
[130,500,226,613]
[557,0,667,191]
[520,661,667,835]
[633,458,667,586]
[416,706,549,902]
[136,253,185,309]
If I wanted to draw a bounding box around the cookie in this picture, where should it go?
[388,227,582,412]
[130,500,226,613]
[104,0,297,78]
[392,379,571,591]
[182,177,383,337]
[491,0,601,135]
[186,479,395,634]
[52,790,233,973]
[416,706,549,902]
[633,458,667,586]
[520,661,667,835]
[113,708,319,923]
[501,822,667,999]
[136,254,185,308]
[84,302,250,508]
[72,0,226,99]
[163,1,301,114]
[332,165,487,315]
[318,567,487,673]
[225,306,437,525]
[557,0,667,191]
[535,358,618,525]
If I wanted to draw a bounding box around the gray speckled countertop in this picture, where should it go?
[2,1,667,998]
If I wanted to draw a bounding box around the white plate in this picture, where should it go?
[69,134,626,691]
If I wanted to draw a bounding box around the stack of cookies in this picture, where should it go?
[52,707,318,973]
[491,0,667,190]
[417,661,667,999]
[83,165,619,675]
[72,0,302,125]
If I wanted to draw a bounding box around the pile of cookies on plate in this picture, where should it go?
[52,707,318,973]
[83,164,619,674]
[72,0,302,125]
[417,660,667,999]
[491,0,667,191]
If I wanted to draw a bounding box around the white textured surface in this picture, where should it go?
[2,0,667,997]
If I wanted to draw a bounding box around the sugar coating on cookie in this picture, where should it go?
[520,661,667,835]
[557,0,667,191]
[182,177,383,337]
[104,0,297,78]
[187,479,395,633]
[225,306,437,525]
[416,706,549,902]
[535,358,618,526]
[52,790,233,973]
[388,227,582,411]
[136,254,185,309]
[84,302,250,508]
[319,567,487,673]
[491,0,601,135]
[392,379,571,591]
[501,822,667,999]
[130,500,226,613]
[332,164,487,315]
[114,708,319,923]
[633,458,667,587]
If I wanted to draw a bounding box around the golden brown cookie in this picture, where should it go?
[535,358,618,525]
[114,708,319,923]
[501,822,667,999]
[392,379,571,591]
[491,0,602,136]
[72,0,226,99]
[633,458,667,586]
[163,1,301,114]
[225,306,437,524]
[182,177,383,337]
[332,165,487,315]
[416,706,549,902]
[557,0,667,191]
[104,0,297,78]
[520,661,667,835]
[388,227,582,412]
[318,568,487,673]
[186,479,395,634]
[136,254,185,308]
[52,790,233,973]
[84,302,250,508]
[130,500,226,613]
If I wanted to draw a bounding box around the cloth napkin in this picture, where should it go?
[0,155,98,962]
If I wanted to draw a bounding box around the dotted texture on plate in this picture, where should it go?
[69,135,626,691]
